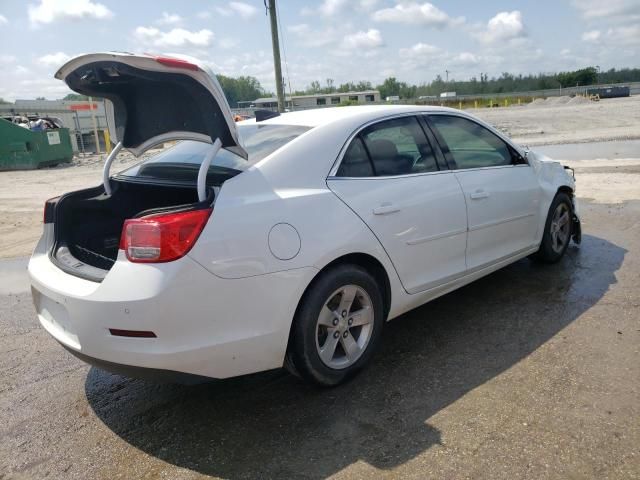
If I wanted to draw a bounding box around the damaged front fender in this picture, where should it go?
[527,149,581,246]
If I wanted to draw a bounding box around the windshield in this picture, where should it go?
[117,123,311,183]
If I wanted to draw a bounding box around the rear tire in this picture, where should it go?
[532,192,573,263]
[286,264,384,386]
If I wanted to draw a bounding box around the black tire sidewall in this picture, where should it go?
[536,192,573,263]
[289,264,384,386]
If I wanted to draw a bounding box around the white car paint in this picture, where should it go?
[29,54,578,380]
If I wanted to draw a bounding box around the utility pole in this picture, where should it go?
[445,70,451,83]
[267,0,286,112]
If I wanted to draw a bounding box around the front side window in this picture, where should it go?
[337,116,439,177]
[428,115,516,169]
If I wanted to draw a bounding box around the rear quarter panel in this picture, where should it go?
[187,166,406,316]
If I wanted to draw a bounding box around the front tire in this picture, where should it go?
[532,192,573,263]
[286,264,384,386]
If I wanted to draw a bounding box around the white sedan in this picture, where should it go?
[29,53,581,386]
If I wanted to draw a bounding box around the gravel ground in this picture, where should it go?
[0,139,639,478]
[472,95,640,146]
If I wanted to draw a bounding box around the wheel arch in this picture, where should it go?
[287,252,392,349]
[557,185,574,196]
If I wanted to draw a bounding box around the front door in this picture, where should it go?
[327,115,468,294]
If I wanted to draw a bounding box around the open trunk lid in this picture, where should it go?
[55,52,246,158]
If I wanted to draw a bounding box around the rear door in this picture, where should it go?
[327,115,468,294]
[55,52,245,158]
[426,114,541,270]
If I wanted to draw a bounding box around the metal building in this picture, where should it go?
[238,90,381,110]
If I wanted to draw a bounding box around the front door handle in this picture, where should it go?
[373,204,400,215]
[470,189,490,200]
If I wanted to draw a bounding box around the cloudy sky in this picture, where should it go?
[0,0,638,100]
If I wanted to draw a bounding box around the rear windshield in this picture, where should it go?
[117,123,310,183]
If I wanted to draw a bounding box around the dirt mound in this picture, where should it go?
[567,95,591,105]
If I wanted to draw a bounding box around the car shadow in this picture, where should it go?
[85,234,625,479]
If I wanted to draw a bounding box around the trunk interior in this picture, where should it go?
[52,179,203,281]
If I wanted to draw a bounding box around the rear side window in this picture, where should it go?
[337,137,374,177]
[337,116,438,177]
[428,115,513,169]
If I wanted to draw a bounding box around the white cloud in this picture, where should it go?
[372,2,464,28]
[475,11,526,45]
[16,66,31,75]
[134,26,214,48]
[319,0,348,16]
[0,54,16,63]
[156,12,182,26]
[218,38,238,49]
[582,30,601,42]
[0,14,8,25]
[359,0,380,10]
[341,29,384,49]
[572,0,640,22]
[302,0,380,16]
[604,25,640,46]
[453,52,480,65]
[399,42,441,59]
[196,11,211,20]
[560,48,571,56]
[287,23,339,48]
[28,0,113,27]
[37,52,71,67]
[216,2,258,19]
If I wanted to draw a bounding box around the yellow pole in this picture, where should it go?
[474,100,478,109]
[458,101,462,109]
[104,129,111,154]
[504,98,508,107]
[518,98,521,105]
[89,96,101,154]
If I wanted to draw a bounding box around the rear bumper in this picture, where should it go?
[29,230,318,379]
[60,343,211,384]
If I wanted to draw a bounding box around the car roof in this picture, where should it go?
[238,105,458,128]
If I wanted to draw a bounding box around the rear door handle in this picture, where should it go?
[373,204,401,215]
[470,190,490,200]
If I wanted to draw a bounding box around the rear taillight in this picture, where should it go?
[43,196,61,224]
[120,208,212,263]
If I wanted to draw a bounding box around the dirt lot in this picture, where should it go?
[1,193,638,479]
[472,94,640,146]
[1,95,640,259]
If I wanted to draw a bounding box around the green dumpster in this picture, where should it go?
[0,118,73,171]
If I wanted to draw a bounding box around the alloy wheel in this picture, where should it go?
[550,203,571,254]
[315,285,374,369]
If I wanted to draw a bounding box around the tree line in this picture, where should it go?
[305,67,640,100]
[3,66,637,106]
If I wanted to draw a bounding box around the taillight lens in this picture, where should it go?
[120,208,212,263]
